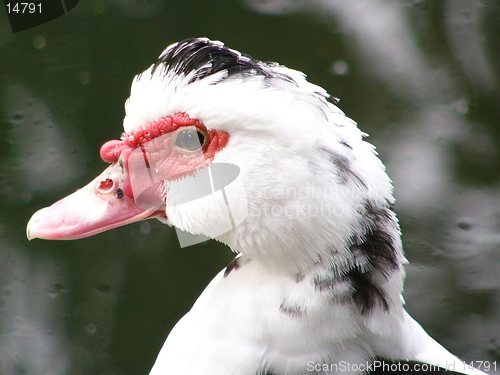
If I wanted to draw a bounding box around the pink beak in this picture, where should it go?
[26,117,224,241]
[26,162,164,240]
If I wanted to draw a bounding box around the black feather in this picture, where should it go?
[345,200,400,314]
[151,38,292,84]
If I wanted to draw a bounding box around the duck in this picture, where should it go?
[26,38,489,375]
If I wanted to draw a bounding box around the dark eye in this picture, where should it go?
[174,128,207,151]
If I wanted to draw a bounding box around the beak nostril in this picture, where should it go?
[116,188,124,199]
[98,178,116,194]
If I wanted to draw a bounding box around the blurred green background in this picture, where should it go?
[0,0,499,374]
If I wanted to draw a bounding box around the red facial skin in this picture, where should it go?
[100,112,229,202]
[26,113,229,240]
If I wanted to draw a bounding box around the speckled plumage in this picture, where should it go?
[131,39,484,375]
[27,38,488,375]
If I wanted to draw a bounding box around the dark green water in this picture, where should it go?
[0,1,499,374]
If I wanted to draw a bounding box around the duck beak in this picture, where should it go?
[26,162,164,241]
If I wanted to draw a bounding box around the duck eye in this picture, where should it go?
[175,128,207,152]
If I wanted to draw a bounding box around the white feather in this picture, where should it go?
[120,39,486,375]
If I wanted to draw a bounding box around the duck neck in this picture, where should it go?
[224,199,406,315]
